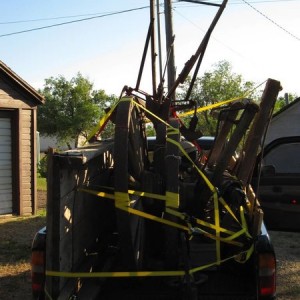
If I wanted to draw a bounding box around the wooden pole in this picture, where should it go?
[236,78,282,185]
[150,0,157,98]
[164,0,176,101]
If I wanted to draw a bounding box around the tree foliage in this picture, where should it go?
[37,73,117,148]
[273,93,297,113]
[178,60,256,135]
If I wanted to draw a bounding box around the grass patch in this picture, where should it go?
[36,209,46,217]
[37,176,47,191]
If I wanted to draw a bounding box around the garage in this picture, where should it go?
[0,60,44,215]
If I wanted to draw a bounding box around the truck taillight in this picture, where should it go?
[258,252,276,298]
[31,250,45,298]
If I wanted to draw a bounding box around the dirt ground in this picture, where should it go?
[0,191,299,299]
[270,231,300,300]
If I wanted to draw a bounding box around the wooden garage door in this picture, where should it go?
[0,117,12,214]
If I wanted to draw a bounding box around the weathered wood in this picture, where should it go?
[45,149,61,299]
[207,102,241,168]
[42,142,114,298]
[212,102,259,186]
[236,79,282,185]
[114,97,139,270]
[95,97,145,275]
[164,118,180,270]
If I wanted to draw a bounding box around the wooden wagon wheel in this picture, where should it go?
[113,96,147,271]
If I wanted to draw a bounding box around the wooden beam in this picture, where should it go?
[236,79,282,185]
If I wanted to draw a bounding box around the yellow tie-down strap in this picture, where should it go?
[62,95,255,284]
[79,187,252,250]
[85,91,255,144]
[44,168,253,286]
[45,245,252,279]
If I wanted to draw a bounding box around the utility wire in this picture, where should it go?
[0,12,115,25]
[241,0,300,42]
[1,0,299,41]
[173,7,248,59]
[1,0,299,26]
[175,0,300,5]
[0,6,149,38]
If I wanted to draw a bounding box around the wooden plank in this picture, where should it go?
[22,175,31,183]
[22,139,31,146]
[22,133,31,140]
[22,182,31,189]
[22,127,31,137]
[207,102,240,168]
[22,163,32,172]
[22,206,33,215]
[0,99,32,109]
[236,79,282,185]
[211,102,259,186]
[22,109,32,116]
[22,151,31,159]
[164,118,180,270]
[21,146,31,153]
[22,188,32,196]
[20,121,31,127]
[22,194,32,201]
[45,149,61,298]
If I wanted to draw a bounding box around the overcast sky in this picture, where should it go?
[1,0,299,98]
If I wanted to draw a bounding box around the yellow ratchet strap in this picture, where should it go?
[178,96,247,118]
[45,248,252,280]
[79,188,188,232]
[85,99,120,144]
[165,207,243,247]
[166,191,180,209]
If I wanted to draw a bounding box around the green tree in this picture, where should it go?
[178,60,256,135]
[273,93,297,113]
[38,73,117,148]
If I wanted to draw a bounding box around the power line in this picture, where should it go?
[0,6,149,38]
[1,0,299,26]
[0,12,116,25]
[1,1,299,41]
[241,0,300,42]
[173,8,249,59]
[175,0,300,6]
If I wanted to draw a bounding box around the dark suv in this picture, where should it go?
[253,136,300,231]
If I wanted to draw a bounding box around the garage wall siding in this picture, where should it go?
[0,80,33,109]
[21,109,34,215]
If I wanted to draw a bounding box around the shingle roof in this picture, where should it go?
[0,60,44,105]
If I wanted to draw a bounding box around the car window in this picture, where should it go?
[263,142,300,174]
